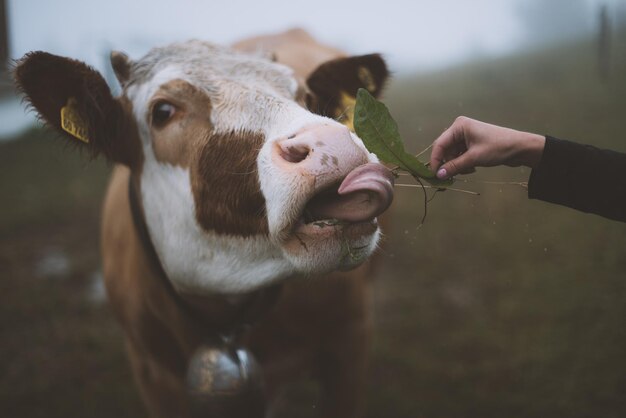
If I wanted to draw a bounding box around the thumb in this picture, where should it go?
[436,153,475,179]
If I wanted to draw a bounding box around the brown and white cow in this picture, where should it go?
[15,29,392,418]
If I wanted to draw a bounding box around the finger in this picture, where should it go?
[430,125,462,171]
[436,152,477,179]
[429,131,450,171]
[443,142,467,164]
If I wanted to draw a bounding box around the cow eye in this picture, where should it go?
[151,101,176,127]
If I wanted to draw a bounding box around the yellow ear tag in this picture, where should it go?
[337,91,357,132]
[60,98,90,143]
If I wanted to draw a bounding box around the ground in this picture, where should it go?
[1,33,625,417]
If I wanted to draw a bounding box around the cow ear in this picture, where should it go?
[110,50,132,87]
[14,51,140,166]
[306,54,389,130]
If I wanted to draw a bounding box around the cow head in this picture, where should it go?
[15,40,393,294]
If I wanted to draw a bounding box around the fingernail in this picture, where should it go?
[437,168,447,179]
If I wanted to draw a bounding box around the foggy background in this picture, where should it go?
[5,0,626,71]
[7,0,626,71]
[1,0,625,137]
[2,0,625,138]
[1,1,625,417]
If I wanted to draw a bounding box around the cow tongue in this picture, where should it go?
[305,163,394,223]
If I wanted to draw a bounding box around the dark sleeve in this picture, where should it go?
[528,136,626,222]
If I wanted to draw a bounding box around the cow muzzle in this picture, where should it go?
[267,123,394,272]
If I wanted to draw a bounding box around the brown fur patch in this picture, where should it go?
[149,79,213,167]
[191,131,269,237]
[144,79,268,237]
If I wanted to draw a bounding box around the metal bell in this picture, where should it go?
[186,344,266,417]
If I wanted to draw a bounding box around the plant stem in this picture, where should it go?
[395,183,480,195]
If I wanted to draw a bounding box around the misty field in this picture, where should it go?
[1,34,625,417]
[368,34,626,418]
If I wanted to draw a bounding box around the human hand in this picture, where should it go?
[429,117,546,180]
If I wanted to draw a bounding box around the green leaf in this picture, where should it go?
[354,88,453,187]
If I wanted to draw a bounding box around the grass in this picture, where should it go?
[1,32,625,418]
[0,132,144,417]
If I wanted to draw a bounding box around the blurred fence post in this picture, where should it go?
[0,0,9,97]
[0,0,7,68]
[598,3,611,82]
[0,0,7,64]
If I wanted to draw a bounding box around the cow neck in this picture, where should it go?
[127,174,281,338]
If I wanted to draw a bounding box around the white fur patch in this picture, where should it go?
[140,149,294,294]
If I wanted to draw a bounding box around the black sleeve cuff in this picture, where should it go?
[528,136,626,222]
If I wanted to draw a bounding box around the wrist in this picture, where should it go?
[514,133,545,168]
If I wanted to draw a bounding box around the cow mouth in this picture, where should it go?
[292,163,395,238]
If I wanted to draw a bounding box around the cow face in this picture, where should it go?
[15,40,392,294]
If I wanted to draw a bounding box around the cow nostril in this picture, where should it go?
[281,144,310,163]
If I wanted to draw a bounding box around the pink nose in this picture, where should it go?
[273,124,367,174]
